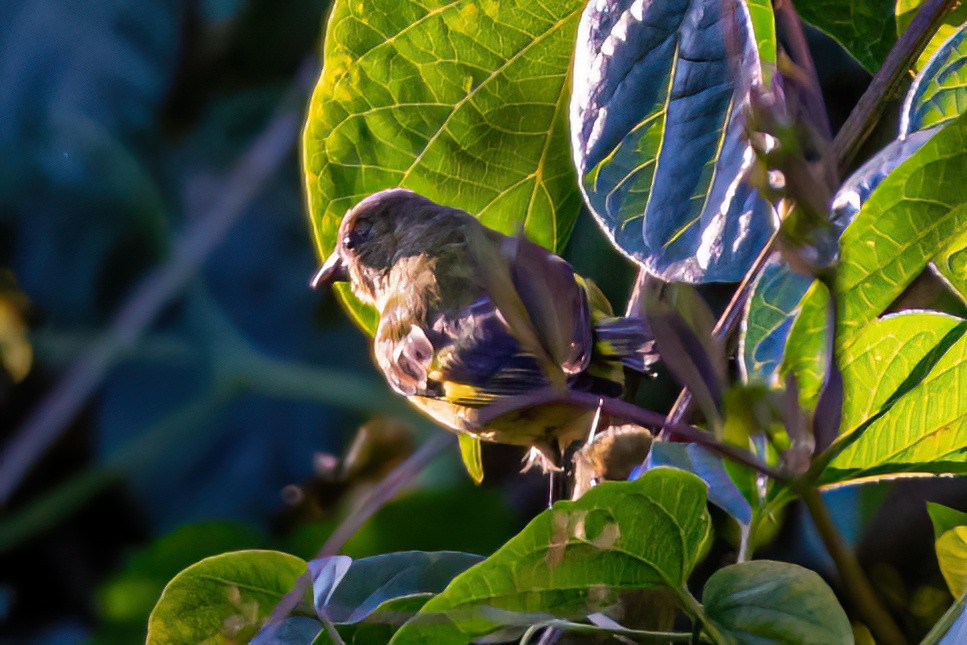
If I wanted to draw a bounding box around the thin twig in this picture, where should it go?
[800,486,906,644]
[831,0,959,174]
[266,432,454,626]
[0,58,319,506]
[478,388,788,482]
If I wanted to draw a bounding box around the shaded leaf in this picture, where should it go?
[570,0,774,283]
[703,560,852,644]
[311,551,483,624]
[822,312,967,483]
[739,256,815,387]
[642,443,752,527]
[252,617,323,644]
[305,0,586,332]
[146,550,308,644]
[797,0,896,72]
[391,469,712,643]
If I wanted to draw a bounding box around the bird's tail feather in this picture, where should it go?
[594,316,660,373]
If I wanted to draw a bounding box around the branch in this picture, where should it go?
[0,58,319,506]
[800,486,906,645]
[477,388,788,482]
[831,0,959,174]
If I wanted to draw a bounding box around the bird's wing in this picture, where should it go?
[502,236,593,375]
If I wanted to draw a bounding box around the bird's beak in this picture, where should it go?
[310,252,348,289]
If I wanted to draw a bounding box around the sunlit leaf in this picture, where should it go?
[928,502,967,538]
[937,527,967,599]
[703,561,851,644]
[146,550,309,644]
[896,0,967,72]
[900,22,967,135]
[305,0,586,332]
[457,434,484,485]
[821,312,967,483]
[797,0,896,72]
[933,228,967,301]
[836,115,967,338]
[570,0,775,283]
[391,469,711,643]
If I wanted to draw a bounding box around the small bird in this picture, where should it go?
[312,189,657,468]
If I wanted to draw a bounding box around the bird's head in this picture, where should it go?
[311,188,466,305]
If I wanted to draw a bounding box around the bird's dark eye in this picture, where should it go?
[342,219,372,252]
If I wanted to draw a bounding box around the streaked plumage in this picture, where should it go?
[312,189,657,458]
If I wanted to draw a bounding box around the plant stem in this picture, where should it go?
[799,485,905,645]
[478,388,788,482]
[831,0,959,174]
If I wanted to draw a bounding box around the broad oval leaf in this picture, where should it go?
[390,468,712,643]
[703,560,852,644]
[641,443,752,527]
[937,527,967,599]
[305,0,586,332]
[821,312,967,483]
[310,551,483,624]
[836,115,967,338]
[146,550,308,645]
[739,256,815,387]
[798,0,896,72]
[570,0,775,283]
[900,22,967,136]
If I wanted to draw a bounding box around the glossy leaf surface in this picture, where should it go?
[570,0,775,282]
[305,0,586,332]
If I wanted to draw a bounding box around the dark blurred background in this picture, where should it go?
[0,1,961,643]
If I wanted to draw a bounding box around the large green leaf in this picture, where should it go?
[900,22,967,135]
[896,0,967,72]
[797,0,896,72]
[928,503,967,599]
[304,0,586,332]
[569,0,775,283]
[390,469,712,643]
[146,550,308,644]
[821,312,967,483]
[934,227,967,302]
[837,115,967,339]
[703,561,852,644]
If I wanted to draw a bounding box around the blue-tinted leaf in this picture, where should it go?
[310,551,483,624]
[703,561,852,643]
[252,617,323,644]
[901,22,967,136]
[641,442,752,526]
[739,256,815,386]
[570,0,775,282]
